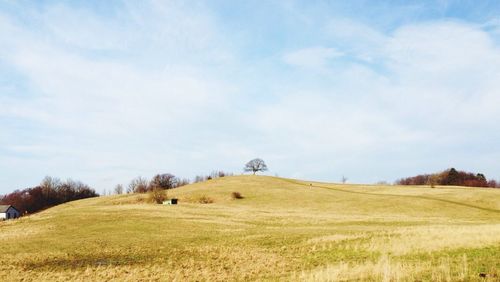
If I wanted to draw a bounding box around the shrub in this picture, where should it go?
[193,171,233,183]
[148,188,167,204]
[231,192,243,199]
[198,195,214,204]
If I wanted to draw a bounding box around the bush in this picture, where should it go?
[197,195,214,204]
[231,192,243,199]
[148,188,167,204]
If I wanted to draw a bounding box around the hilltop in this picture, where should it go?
[1,175,499,281]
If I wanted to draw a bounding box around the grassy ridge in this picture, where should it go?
[1,175,499,281]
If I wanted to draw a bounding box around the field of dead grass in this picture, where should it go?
[1,175,499,281]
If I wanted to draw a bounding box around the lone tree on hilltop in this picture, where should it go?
[244,158,268,175]
[341,175,348,184]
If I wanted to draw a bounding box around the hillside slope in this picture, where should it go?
[1,176,499,281]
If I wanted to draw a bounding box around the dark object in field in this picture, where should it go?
[231,192,243,199]
[479,272,498,278]
[162,198,178,205]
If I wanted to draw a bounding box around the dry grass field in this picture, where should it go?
[1,175,499,281]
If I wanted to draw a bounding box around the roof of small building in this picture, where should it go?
[0,205,17,213]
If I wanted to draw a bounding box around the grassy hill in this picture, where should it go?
[1,175,499,281]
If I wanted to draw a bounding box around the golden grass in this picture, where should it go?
[362,224,500,255]
[296,255,461,282]
[297,254,499,281]
[1,175,499,281]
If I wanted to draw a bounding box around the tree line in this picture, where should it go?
[1,158,266,213]
[0,176,98,214]
[110,158,267,195]
[396,168,499,188]
[119,171,233,194]
[0,169,238,213]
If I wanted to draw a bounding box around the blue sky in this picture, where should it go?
[1,0,500,194]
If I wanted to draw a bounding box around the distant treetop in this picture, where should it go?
[396,168,499,188]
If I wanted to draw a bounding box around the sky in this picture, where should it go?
[1,0,500,194]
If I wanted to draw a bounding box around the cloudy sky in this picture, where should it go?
[1,0,499,193]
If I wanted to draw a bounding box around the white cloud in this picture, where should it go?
[1,2,500,191]
[325,18,387,62]
[263,20,500,182]
[283,46,343,69]
[387,21,497,73]
[0,2,240,191]
[384,21,500,126]
[41,4,131,51]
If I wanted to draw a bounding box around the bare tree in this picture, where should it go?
[194,175,205,183]
[341,176,348,184]
[1,177,97,214]
[176,178,190,187]
[40,176,62,190]
[128,177,149,193]
[427,175,440,188]
[114,184,124,194]
[244,158,268,175]
[193,171,233,183]
[150,173,177,190]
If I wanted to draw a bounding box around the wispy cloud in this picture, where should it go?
[1,1,500,192]
[283,46,343,69]
[325,18,387,62]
